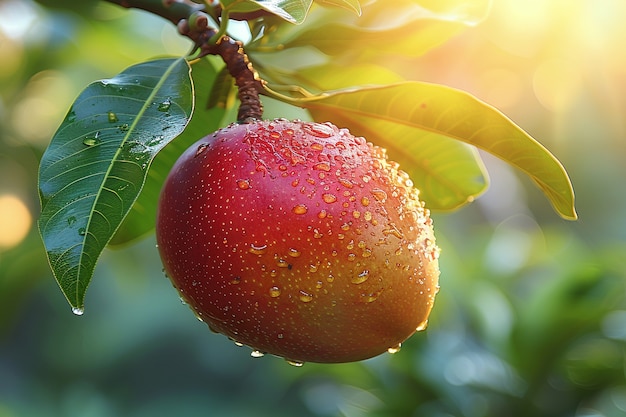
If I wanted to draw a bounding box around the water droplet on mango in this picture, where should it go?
[322,193,337,204]
[269,286,281,297]
[292,204,308,215]
[351,270,369,284]
[237,179,251,190]
[299,290,313,303]
[250,350,265,358]
[387,344,401,354]
[248,244,267,255]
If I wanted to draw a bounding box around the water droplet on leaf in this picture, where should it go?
[158,98,172,112]
[71,307,84,316]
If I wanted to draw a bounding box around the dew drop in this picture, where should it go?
[107,111,118,123]
[119,123,129,132]
[322,193,337,204]
[339,178,353,188]
[299,290,313,303]
[305,122,334,138]
[292,204,308,215]
[361,196,370,207]
[237,179,251,190]
[78,227,86,236]
[310,142,324,151]
[67,216,77,226]
[314,162,331,172]
[352,210,361,219]
[288,248,301,258]
[269,286,281,297]
[309,264,319,273]
[234,341,244,347]
[387,343,402,354]
[248,244,267,255]
[250,350,265,358]
[317,210,328,219]
[71,307,84,316]
[83,132,100,146]
[371,189,388,202]
[361,289,382,303]
[416,320,429,332]
[286,359,304,367]
[351,270,369,284]
[158,98,172,112]
[347,253,356,262]
[276,258,290,268]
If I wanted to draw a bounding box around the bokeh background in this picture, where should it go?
[1,0,625,416]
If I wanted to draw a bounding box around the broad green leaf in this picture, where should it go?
[110,57,228,246]
[224,0,313,24]
[38,58,193,310]
[206,64,236,110]
[316,0,361,15]
[252,0,484,60]
[285,83,576,219]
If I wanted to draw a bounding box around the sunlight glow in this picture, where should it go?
[0,195,32,249]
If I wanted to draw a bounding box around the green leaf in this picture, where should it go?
[110,57,228,246]
[224,0,313,24]
[206,64,236,110]
[315,0,361,15]
[38,58,193,311]
[285,82,576,219]
[252,0,487,60]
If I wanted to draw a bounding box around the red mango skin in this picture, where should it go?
[156,119,440,364]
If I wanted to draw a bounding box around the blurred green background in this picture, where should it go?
[1,0,625,416]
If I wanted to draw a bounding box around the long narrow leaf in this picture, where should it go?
[294,82,576,219]
[38,58,193,311]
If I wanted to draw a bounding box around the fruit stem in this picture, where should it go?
[106,0,265,123]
